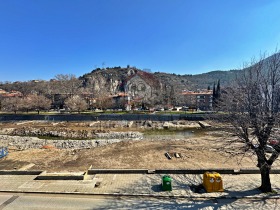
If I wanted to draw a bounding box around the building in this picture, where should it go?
[181,90,213,111]
[0,89,23,98]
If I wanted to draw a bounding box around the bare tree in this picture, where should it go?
[19,96,32,113]
[64,95,88,113]
[0,95,3,110]
[216,51,280,192]
[47,74,83,109]
[94,88,113,110]
[1,97,21,113]
[95,96,113,110]
[28,94,52,114]
[54,74,82,96]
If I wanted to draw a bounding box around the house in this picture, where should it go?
[181,90,213,111]
[0,90,23,98]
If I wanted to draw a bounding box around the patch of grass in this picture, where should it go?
[143,128,202,136]
[144,128,186,135]
[155,111,206,115]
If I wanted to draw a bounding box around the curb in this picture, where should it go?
[0,190,279,199]
[2,168,280,176]
[88,169,149,174]
[88,168,280,175]
[0,170,43,175]
[34,171,86,180]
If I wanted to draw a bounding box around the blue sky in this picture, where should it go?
[1,0,280,82]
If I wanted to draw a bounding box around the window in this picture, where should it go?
[197,95,205,99]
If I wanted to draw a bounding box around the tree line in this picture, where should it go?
[0,74,96,113]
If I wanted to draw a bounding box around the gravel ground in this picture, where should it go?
[0,121,279,172]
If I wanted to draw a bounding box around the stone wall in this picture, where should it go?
[0,132,143,150]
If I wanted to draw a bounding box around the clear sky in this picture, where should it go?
[1,0,280,82]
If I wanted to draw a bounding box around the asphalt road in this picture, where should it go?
[0,193,279,210]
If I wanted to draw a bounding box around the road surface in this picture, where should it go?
[0,193,279,209]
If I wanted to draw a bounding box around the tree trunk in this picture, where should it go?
[256,148,273,192]
[259,163,272,192]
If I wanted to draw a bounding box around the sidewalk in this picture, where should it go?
[1,173,280,198]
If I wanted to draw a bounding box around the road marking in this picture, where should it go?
[0,195,19,210]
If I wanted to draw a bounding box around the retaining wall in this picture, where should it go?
[0,134,143,150]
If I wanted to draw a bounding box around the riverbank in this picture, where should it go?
[1,120,278,172]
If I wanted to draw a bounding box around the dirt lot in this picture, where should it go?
[1,121,279,172]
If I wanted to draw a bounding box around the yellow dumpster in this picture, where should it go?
[203,172,224,192]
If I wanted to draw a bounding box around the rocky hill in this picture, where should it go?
[0,66,240,97]
[153,69,239,91]
[2,52,280,96]
[79,52,280,92]
[80,67,238,94]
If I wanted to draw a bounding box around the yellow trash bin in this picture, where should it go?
[203,172,224,193]
[213,172,224,192]
[203,172,215,192]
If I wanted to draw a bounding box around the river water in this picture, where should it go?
[143,129,198,140]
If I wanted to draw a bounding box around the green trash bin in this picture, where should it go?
[162,175,172,191]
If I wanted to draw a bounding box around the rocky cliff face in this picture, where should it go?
[81,67,235,96]
[81,67,165,106]
[81,68,131,94]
